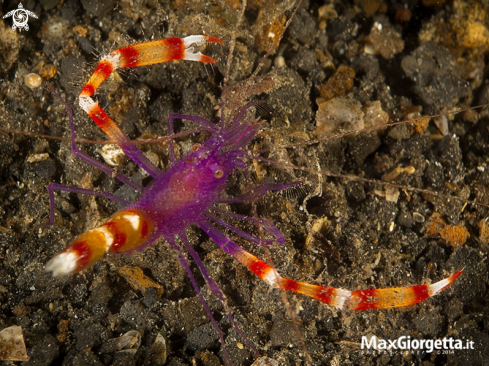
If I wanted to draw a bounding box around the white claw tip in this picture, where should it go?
[183,35,206,48]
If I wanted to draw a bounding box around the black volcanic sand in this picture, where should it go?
[1,0,488,365]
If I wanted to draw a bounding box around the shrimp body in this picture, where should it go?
[45,84,461,311]
[136,144,238,235]
[44,33,463,365]
[45,123,247,275]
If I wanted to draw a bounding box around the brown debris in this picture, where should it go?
[358,0,386,17]
[419,0,489,85]
[0,20,20,72]
[381,165,415,182]
[316,97,364,137]
[57,319,70,343]
[118,265,164,297]
[318,4,338,30]
[39,64,57,79]
[412,116,430,134]
[479,218,489,245]
[397,105,431,135]
[58,320,69,333]
[363,100,388,129]
[318,65,356,101]
[12,304,31,317]
[425,212,470,247]
[440,225,470,247]
[252,0,296,54]
[255,14,286,53]
[365,22,404,60]
[420,0,489,56]
[425,212,447,237]
[72,26,88,37]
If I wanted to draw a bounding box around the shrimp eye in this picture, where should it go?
[214,170,223,178]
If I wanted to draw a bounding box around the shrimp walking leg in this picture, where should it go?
[179,231,259,356]
[197,217,463,311]
[166,235,232,365]
[206,211,284,245]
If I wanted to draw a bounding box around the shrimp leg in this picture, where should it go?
[197,217,463,311]
[79,36,223,177]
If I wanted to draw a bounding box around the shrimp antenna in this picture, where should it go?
[220,0,248,129]
[220,0,304,129]
[251,0,304,79]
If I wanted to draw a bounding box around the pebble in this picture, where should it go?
[0,326,29,361]
[316,97,364,137]
[24,73,42,89]
[365,21,404,60]
[318,65,355,101]
[252,357,279,366]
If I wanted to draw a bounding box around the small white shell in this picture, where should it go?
[24,73,42,89]
[96,144,126,167]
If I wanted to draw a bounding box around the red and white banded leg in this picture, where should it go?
[78,36,223,177]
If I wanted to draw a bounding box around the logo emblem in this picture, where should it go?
[3,3,38,32]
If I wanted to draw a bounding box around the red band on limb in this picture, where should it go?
[94,60,114,79]
[410,284,430,304]
[80,84,95,97]
[280,278,300,292]
[350,288,379,310]
[70,240,91,271]
[80,60,114,97]
[116,45,141,67]
[163,37,185,60]
[103,222,128,251]
[313,287,335,304]
[248,259,270,279]
[86,104,127,142]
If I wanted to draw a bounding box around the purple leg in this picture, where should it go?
[69,140,143,192]
[213,209,284,243]
[205,211,282,245]
[165,235,231,366]
[47,84,145,189]
[109,139,161,179]
[167,113,217,164]
[217,181,302,204]
[213,162,292,246]
[197,217,251,260]
[43,183,129,226]
[179,231,259,356]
